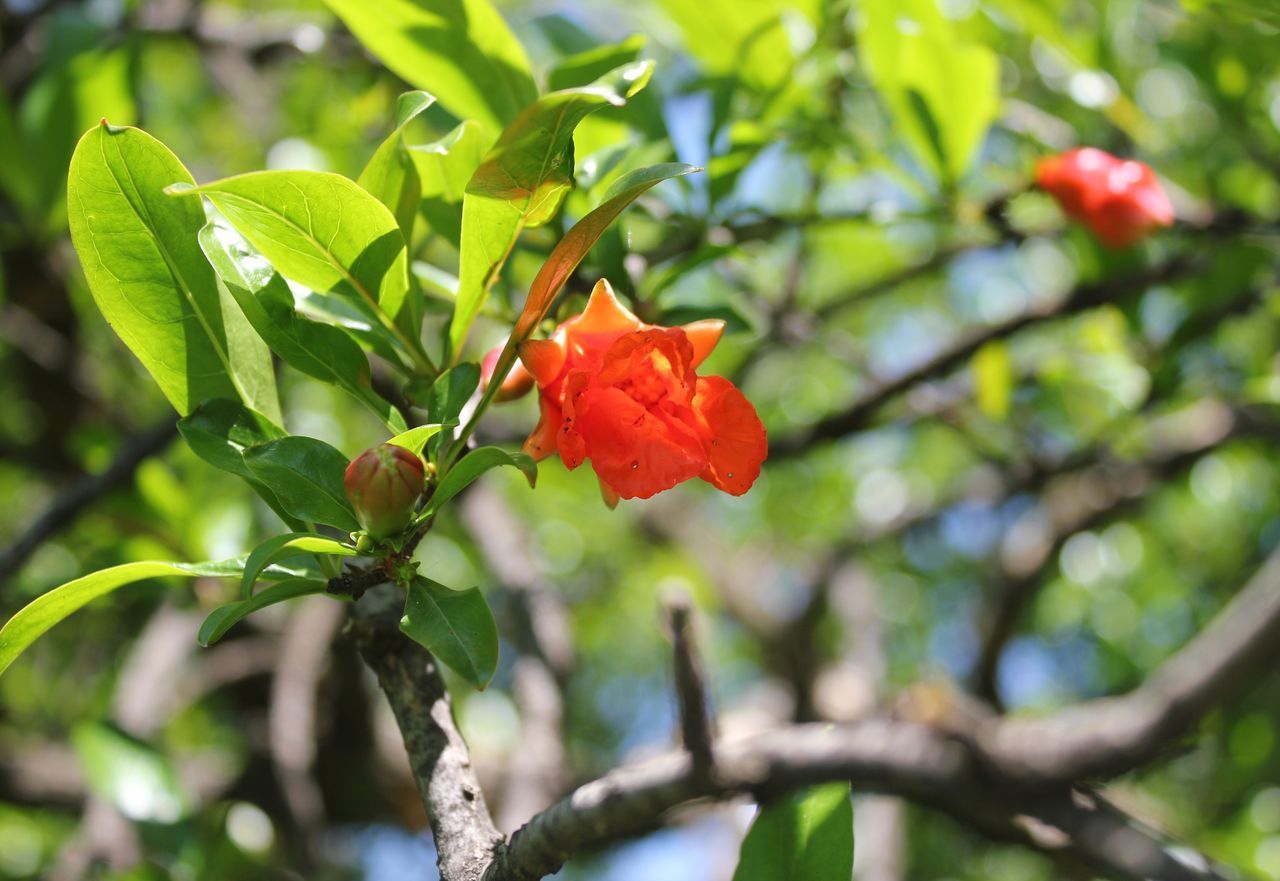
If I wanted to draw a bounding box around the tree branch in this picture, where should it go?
[349,584,502,881]
[663,592,715,777]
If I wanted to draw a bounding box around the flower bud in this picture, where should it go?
[344,444,426,539]
[481,344,535,402]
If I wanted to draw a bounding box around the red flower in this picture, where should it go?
[518,280,767,504]
[1035,148,1175,248]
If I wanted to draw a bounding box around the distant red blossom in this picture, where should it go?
[515,280,767,505]
[1036,147,1175,248]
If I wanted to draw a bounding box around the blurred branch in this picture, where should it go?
[349,583,502,881]
[771,255,1198,459]
[0,419,177,584]
[971,401,1251,705]
[663,592,716,778]
[482,718,1229,881]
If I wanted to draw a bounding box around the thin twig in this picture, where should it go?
[663,592,715,778]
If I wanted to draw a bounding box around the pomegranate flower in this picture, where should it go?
[518,279,767,504]
[1035,148,1174,248]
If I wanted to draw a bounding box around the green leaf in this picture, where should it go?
[199,578,330,647]
[733,783,853,881]
[858,0,1000,183]
[358,90,437,242]
[387,424,447,459]
[400,576,498,688]
[410,120,487,248]
[73,722,187,823]
[198,220,407,432]
[449,60,655,357]
[169,170,416,357]
[176,398,302,528]
[514,163,699,339]
[321,0,537,133]
[240,533,356,599]
[0,559,270,676]
[546,35,647,91]
[426,363,481,426]
[243,436,360,533]
[973,341,1013,421]
[66,122,280,421]
[426,446,535,517]
[656,0,820,92]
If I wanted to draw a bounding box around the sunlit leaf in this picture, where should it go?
[0,559,283,676]
[449,60,655,357]
[973,341,1013,421]
[321,0,537,132]
[732,783,853,881]
[66,122,280,420]
[199,220,407,432]
[358,90,437,241]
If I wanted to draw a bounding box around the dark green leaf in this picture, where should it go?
[449,61,655,356]
[400,576,498,688]
[176,398,302,528]
[733,783,853,881]
[427,363,480,426]
[199,220,407,432]
[425,446,535,517]
[321,0,537,132]
[66,122,280,420]
[199,578,330,646]
[547,35,647,91]
[243,436,360,533]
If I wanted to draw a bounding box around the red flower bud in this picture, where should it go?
[344,444,426,539]
[481,344,535,402]
[1035,148,1174,248]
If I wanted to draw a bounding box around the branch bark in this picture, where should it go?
[349,584,502,881]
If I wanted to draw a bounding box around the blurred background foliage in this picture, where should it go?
[1,0,1279,878]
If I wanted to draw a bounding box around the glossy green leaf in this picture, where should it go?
[169,170,414,346]
[514,163,699,339]
[0,559,269,676]
[359,90,437,241]
[732,783,853,881]
[66,122,280,421]
[243,436,360,533]
[240,533,356,599]
[400,576,498,688]
[973,341,1013,421]
[198,220,407,432]
[858,0,1000,183]
[199,578,330,647]
[321,0,537,132]
[425,446,535,517]
[449,60,655,357]
[388,424,448,459]
[547,35,647,91]
[73,722,187,823]
[410,120,487,248]
[176,398,302,528]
